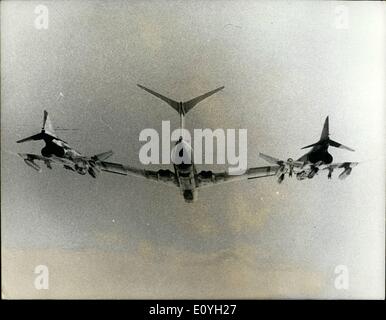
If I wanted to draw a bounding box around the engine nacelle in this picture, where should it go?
[41,146,52,158]
[199,171,213,179]
[157,169,175,182]
[339,167,352,180]
[197,170,214,183]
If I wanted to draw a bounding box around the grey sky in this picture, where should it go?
[1,0,384,298]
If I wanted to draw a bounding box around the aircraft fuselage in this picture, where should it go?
[298,143,333,165]
[41,135,81,160]
[172,139,198,202]
[41,135,90,175]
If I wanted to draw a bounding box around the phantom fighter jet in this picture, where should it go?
[17,111,113,178]
[98,85,279,202]
[259,116,358,183]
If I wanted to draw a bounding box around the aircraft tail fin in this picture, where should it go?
[320,116,329,140]
[137,84,224,115]
[42,110,56,136]
[301,116,354,151]
[17,110,57,143]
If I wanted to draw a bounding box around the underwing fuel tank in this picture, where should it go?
[24,159,42,173]
[339,167,352,180]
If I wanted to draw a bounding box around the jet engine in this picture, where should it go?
[41,145,65,158]
[197,171,214,184]
[157,169,175,182]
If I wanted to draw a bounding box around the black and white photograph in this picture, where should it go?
[1,0,384,302]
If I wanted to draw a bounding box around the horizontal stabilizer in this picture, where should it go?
[183,86,224,114]
[328,139,355,152]
[301,142,320,150]
[17,133,44,143]
[137,84,180,113]
[301,138,354,151]
[137,84,224,115]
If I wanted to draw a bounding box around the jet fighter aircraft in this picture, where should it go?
[98,85,279,202]
[17,111,113,178]
[259,116,358,183]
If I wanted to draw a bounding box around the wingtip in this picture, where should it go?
[16,138,26,144]
[214,85,225,93]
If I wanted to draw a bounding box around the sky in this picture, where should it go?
[1,0,385,298]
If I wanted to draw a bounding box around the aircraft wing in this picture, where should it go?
[18,153,74,172]
[321,162,359,170]
[18,152,117,178]
[259,152,306,168]
[98,161,178,187]
[196,165,280,188]
[320,161,359,180]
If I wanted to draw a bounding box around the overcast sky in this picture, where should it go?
[1,0,384,298]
